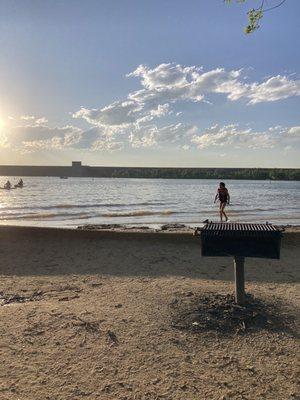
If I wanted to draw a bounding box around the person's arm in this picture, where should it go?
[214,192,218,203]
[227,191,230,205]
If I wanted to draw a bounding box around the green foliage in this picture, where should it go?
[225,0,287,34]
[245,8,263,34]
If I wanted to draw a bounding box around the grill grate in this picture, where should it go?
[201,222,280,237]
[203,222,278,232]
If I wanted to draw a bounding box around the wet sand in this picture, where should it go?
[0,226,299,400]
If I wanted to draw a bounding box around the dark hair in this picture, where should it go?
[219,182,225,187]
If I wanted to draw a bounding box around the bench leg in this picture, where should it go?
[234,256,245,305]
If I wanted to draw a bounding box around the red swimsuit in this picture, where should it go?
[218,187,228,204]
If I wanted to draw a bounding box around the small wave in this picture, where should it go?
[102,210,175,218]
[1,201,174,211]
[0,209,177,221]
[0,212,91,220]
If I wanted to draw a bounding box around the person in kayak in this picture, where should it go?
[214,182,230,222]
[4,180,11,190]
[16,178,23,188]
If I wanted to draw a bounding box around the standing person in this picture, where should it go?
[214,182,230,222]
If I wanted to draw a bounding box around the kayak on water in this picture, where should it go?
[1,179,24,190]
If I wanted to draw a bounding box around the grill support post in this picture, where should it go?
[234,256,245,305]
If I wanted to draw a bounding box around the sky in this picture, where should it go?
[0,0,299,167]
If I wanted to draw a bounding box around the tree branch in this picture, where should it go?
[262,0,287,13]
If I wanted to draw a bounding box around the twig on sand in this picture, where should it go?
[107,330,119,346]
[73,317,101,333]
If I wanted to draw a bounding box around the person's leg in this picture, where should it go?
[221,203,228,221]
[219,202,223,222]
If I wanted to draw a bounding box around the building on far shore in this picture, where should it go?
[71,161,83,177]
[0,161,86,177]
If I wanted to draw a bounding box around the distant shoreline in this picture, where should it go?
[0,162,299,180]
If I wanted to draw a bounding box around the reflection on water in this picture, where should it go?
[0,177,299,227]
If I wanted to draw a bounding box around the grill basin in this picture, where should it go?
[201,222,282,259]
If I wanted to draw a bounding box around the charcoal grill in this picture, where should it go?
[201,222,282,305]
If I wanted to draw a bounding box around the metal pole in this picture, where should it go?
[234,256,245,305]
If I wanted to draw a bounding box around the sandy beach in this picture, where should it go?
[0,225,299,400]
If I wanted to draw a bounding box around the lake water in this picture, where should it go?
[0,177,299,228]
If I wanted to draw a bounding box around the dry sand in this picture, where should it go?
[0,226,299,400]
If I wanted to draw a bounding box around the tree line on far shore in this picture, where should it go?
[91,167,300,180]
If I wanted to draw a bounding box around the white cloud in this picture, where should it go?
[191,124,300,150]
[73,101,143,129]
[191,124,272,149]
[1,117,299,154]
[127,63,300,106]
[35,117,49,125]
[156,123,197,144]
[246,76,300,104]
[0,122,126,153]
[20,115,35,121]
[129,125,157,148]
[22,137,65,150]
[127,63,203,90]
[73,63,300,147]
[3,63,300,155]
[285,126,300,137]
[129,122,198,148]
[91,139,124,152]
[18,115,49,125]
[10,125,81,145]
[1,124,82,152]
[0,134,9,148]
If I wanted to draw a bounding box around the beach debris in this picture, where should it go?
[245,365,255,372]
[72,316,101,333]
[58,294,80,302]
[77,222,197,233]
[77,224,123,230]
[89,282,103,287]
[73,387,93,397]
[0,290,43,306]
[193,227,201,236]
[160,223,187,231]
[70,316,102,346]
[77,224,151,231]
[54,284,82,293]
[23,323,45,337]
[107,330,119,345]
[77,317,99,333]
[170,297,179,307]
[115,303,123,308]
[170,293,294,335]
[152,378,161,385]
